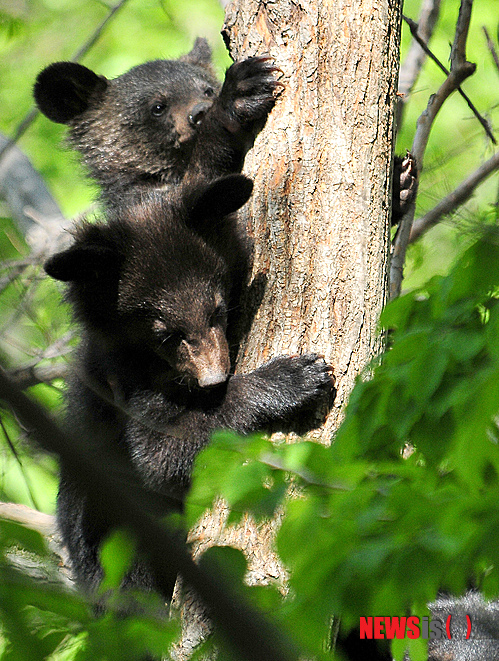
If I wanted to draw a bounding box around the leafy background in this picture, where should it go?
[1,0,497,512]
[0,0,228,511]
[1,1,499,659]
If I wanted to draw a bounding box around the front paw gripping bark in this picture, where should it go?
[34,40,283,202]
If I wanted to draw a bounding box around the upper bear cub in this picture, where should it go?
[34,39,280,202]
[45,174,334,596]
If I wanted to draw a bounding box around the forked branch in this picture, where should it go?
[390,0,479,299]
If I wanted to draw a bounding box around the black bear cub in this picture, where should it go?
[45,174,334,596]
[34,39,281,203]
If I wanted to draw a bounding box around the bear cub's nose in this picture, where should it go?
[189,102,212,127]
[198,370,228,388]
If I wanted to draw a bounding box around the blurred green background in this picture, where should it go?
[0,0,228,512]
[0,0,229,216]
[397,0,499,288]
[0,0,498,512]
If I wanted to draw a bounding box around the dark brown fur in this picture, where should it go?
[45,175,334,599]
[34,39,281,204]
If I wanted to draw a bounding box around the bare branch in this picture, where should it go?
[0,502,56,538]
[410,149,499,242]
[412,62,476,164]
[0,0,132,163]
[390,1,478,299]
[402,14,495,145]
[9,363,70,390]
[483,26,499,75]
[397,0,441,130]
[3,333,73,389]
[0,133,67,241]
[390,204,417,301]
[450,0,472,70]
[0,502,73,588]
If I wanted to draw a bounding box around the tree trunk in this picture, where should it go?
[175,0,402,654]
[227,0,400,430]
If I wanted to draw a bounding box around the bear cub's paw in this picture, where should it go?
[220,55,283,126]
[261,353,335,406]
[392,151,418,225]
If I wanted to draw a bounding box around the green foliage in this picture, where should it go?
[398,1,499,289]
[0,0,227,512]
[0,249,70,512]
[187,228,499,660]
[0,519,89,661]
[0,1,226,657]
[98,529,137,594]
[0,523,180,660]
[1,1,499,658]
[187,432,289,527]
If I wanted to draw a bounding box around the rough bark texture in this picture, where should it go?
[229,0,399,428]
[176,0,402,654]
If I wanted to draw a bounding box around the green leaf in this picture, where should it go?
[199,546,248,586]
[98,529,137,593]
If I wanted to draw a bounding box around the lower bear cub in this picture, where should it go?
[44,174,334,597]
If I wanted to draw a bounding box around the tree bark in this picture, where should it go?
[177,0,402,654]
[226,0,400,427]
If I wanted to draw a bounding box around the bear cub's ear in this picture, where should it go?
[34,62,108,124]
[188,174,254,223]
[179,37,213,69]
[44,243,120,282]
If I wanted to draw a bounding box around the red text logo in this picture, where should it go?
[359,615,472,640]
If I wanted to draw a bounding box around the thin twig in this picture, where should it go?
[403,14,496,145]
[391,2,478,299]
[409,149,499,242]
[0,109,40,163]
[70,0,130,62]
[0,0,131,163]
[0,416,40,510]
[0,263,30,295]
[397,0,442,131]
[483,26,499,75]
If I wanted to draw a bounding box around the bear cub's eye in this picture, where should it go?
[151,102,167,117]
[159,329,186,348]
[204,87,215,98]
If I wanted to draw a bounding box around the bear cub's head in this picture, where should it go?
[44,175,253,389]
[34,39,219,193]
